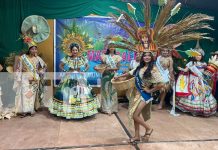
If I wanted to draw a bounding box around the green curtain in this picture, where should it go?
[0,0,217,63]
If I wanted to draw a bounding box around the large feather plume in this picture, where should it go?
[108,0,213,52]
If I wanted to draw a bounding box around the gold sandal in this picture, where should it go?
[141,129,153,141]
[129,137,140,144]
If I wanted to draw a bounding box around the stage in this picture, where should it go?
[0,103,218,150]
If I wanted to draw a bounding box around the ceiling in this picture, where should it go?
[121,0,217,11]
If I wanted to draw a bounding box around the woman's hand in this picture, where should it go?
[177,67,182,71]
[38,68,45,74]
[170,75,175,84]
[144,84,165,93]
[114,72,130,80]
[105,66,110,71]
[22,67,28,72]
[113,68,119,71]
[178,66,189,72]
[28,77,34,81]
[157,83,165,89]
[113,76,120,80]
[106,67,118,72]
[28,77,36,84]
[143,86,151,93]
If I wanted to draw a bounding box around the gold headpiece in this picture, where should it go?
[61,33,86,55]
[137,27,147,38]
[135,28,157,54]
[107,42,115,48]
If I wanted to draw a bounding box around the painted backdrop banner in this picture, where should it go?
[55,16,137,86]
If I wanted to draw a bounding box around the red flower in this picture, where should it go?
[23,36,32,43]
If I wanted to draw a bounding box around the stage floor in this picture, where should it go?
[0,103,218,150]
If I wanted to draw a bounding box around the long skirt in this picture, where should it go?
[100,70,118,114]
[49,73,99,119]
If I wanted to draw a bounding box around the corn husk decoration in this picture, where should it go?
[170,3,181,16]
[155,0,168,23]
[127,3,140,27]
[158,0,168,6]
[208,55,218,67]
[108,0,213,53]
[116,14,124,22]
[127,3,136,15]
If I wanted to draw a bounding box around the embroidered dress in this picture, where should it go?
[49,56,99,119]
[128,66,164,122]
[14,54,46,114]
[176,61,217,116]
[100,54,122,114]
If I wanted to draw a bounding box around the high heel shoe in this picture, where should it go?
[129,137,140,144]
[141,128,153,142]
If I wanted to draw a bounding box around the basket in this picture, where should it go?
[94,64,107,74]
[6,66,14,73]
[111,76,135,91]
[204,63,218,77]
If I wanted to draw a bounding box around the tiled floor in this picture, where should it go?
[138,141,218,150]
[0,103,218,150]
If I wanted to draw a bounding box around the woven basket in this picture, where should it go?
[111,76,135,90]
[94,64,107,73]
[6,66,13,73]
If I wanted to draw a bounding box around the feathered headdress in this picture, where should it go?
[108,0,214,54]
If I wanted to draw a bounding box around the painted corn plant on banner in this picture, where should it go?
[55,16,138,86]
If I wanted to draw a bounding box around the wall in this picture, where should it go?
[37,20,54,72]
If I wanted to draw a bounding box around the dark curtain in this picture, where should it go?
[0,0,217,63]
